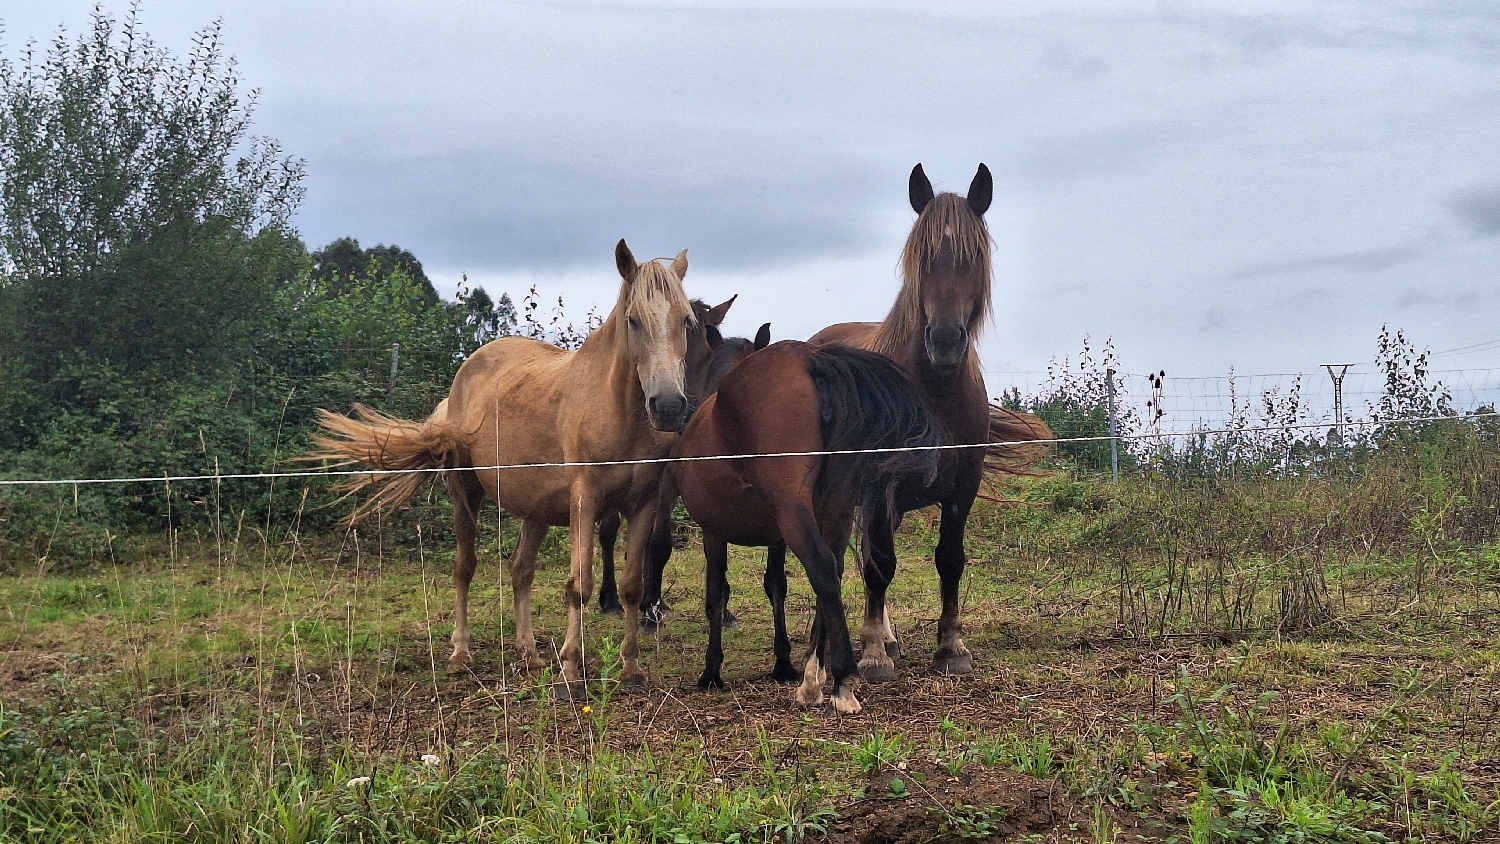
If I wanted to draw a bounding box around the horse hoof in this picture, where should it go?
[552,680,586,701]
[831,690,863,716]
[859,657,897,682]
[794,686,824,707]
[620,668,647,688]
[722,608,740,630]
[932,649,973,676]
[771,662,800,684]
[599,603,624,618]
[639,616,663,635]
[697,673,725,690]
[514,653,546,674]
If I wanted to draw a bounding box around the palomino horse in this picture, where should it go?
[310,240,697,697]
[596,297,765,617]
[809,163,1001,680]
[674,341,940,714]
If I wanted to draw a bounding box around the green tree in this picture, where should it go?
[311,236,438,303]
[0,6,305,401]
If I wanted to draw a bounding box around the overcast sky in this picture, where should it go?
[6,0,1500,397]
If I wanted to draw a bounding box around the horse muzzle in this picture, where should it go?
[647,392,690,432]
[924,323,968,370]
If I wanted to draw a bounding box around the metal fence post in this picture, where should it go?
[389,343,401,398]
[1106,367,1119,483]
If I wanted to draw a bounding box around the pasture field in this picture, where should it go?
[3,457,1500,843]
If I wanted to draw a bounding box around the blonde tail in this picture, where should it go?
[306,403,459,524]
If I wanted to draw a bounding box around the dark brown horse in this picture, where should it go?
[808,163,997,680]
[597,309,771,617]
[674,341,940,714]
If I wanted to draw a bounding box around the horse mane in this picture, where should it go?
[872,193,992,359]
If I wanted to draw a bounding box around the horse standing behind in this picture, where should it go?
[310,240,697,698]
[809,163,1008,680]
[596,297,766,618]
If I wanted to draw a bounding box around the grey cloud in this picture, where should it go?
[1395,286,1484,310]
[1199,306,1234,334]
[298,145,888,273]
[998,123,1180,188]
[1448,182,1500,237]
[1225,244,1424,280]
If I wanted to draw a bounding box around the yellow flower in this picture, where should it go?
[581,705,593,714]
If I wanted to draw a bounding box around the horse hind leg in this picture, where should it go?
[447,473,485,672]
[510,519,549,673]
[785,504,860,715]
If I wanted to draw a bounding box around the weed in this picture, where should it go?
[853,729,911,774]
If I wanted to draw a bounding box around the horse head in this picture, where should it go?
[615,239,696,432]
[904,163,993,371]
[684,295,738,412]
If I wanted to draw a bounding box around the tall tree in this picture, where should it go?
[311,236,438,303]
[0,5,305,389]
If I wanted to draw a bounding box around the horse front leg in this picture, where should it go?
[858,502,901,682]
[933,498,975,675]
[697,531,731,689]
[596,511,623,616]
[556,487,599,699]
[617,497,658,686]
[763,543,798,682]
[639,481,676,633]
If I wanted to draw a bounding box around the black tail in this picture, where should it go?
[806,346,941,524]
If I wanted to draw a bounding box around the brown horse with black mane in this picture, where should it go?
[810,163,1031,680]
[309,240,697,698]
[674,341,941,714]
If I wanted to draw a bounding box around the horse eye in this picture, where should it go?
[627,317,641,330]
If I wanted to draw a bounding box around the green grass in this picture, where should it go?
[3,457,1500,841]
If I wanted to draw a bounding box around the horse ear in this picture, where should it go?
[670,248,689,279]
[909,163,934,214]
[615,239,636,282]
[753,323,771,350]
[705,294,737,326]
[966,164,992,216]
[705,324,724,349]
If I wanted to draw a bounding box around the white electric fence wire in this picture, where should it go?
[2,409,1496,488]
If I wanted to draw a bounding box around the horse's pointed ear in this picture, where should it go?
[670,249,689,279]
[967,164,992,217]
[909,163,934,214]
[753,323,771,350]
[615,239,636,282]
[705,324,724,349]
[705,294,737,326]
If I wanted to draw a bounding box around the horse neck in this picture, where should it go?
[574,313,648,415]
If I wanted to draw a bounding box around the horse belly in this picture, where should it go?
[677,458,782,547]
[488,466,573,525]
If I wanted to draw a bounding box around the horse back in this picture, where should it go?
[807,322,878,349]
